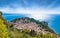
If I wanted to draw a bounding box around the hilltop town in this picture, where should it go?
[10,17,53,34]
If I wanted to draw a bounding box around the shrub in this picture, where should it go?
[0,19,8,38]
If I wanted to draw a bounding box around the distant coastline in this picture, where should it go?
[3,13,60,34]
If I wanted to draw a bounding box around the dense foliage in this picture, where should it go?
[8,28,57,38]
[0,15,8,38]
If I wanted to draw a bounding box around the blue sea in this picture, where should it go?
[3,13,60,34]
[3,13,30,21]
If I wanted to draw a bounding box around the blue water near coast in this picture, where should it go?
[3,13,60,34]
[3,13,29,21]
[48,14,60,34]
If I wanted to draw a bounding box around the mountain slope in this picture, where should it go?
[11,17,55,33]
[9,17,58,38]
[0,11,8,38]
[0,11,59,38]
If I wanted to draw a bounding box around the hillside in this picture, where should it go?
[9,17,58,38]
[0,11,8,38]
[0,11,59,38]
[11,17,55,33]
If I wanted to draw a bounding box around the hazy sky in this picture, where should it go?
[0,0,60,20]
[0,0,60,14]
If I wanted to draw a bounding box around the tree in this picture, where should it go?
[0,11,2,16]
[0,18,8,38]
[30,30,36,36]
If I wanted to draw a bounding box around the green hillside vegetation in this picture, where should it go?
[0,11,8,38]
[8,28,57,38]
